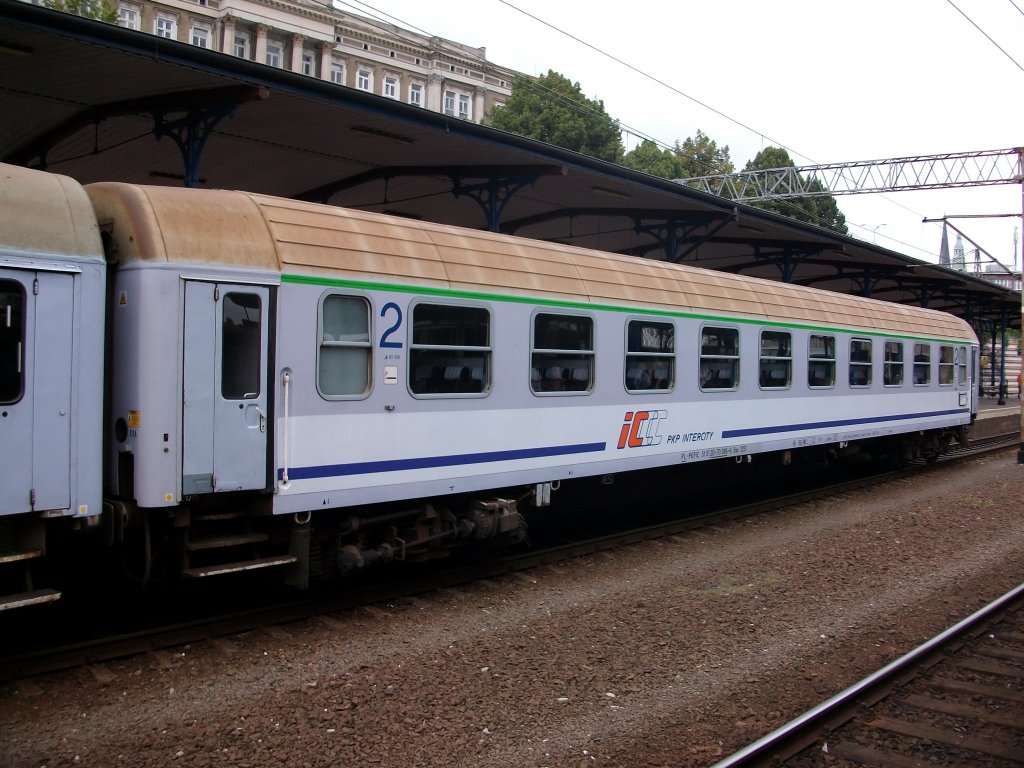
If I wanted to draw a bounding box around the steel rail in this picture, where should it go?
[1,435,1017,682]
[710,581,1024,768]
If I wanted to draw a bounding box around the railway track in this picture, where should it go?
[1,434,1017,686]
[712,582,1024,767]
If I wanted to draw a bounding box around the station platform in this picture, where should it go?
[972,397,1022,441]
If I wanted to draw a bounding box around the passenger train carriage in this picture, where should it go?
[0,162,978,607]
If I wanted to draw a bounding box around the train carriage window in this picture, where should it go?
[318,294,371,398]
[938,345,955,385]
[699,326,739,391]
[0,280,25,404]
[221,293,262,400]
[410,303,490,396]
[957,346,968,385]
[758,331,791,389]
[883,341,904,387]
[808,334,835,388]
[625,319,674,393]
[532,313,594,394]
[849,338,872,388]
[913,343,931,385]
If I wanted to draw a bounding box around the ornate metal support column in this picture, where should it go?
[452,172,541,232]
[153,101,238,188]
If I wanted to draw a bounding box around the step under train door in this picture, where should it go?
[182,281,270,495]
[0,269,73,516]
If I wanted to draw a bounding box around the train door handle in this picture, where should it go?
[245,404,267,432]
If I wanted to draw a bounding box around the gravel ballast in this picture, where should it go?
[2,449,1022,767]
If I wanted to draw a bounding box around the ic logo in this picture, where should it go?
[617,410,668,449]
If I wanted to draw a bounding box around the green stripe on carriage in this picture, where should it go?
[281,273,974,345]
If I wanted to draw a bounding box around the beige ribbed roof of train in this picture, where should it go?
[86,181,975,342]
[1,163,103,261]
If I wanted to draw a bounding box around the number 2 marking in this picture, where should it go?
[380,302,403,348]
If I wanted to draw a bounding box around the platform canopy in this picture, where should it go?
[0,0,1018,326]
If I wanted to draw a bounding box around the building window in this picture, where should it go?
[699,326,739,391]
[302,53,314,76]
[444,90,456,116]
[266,44,281,68]
[117,3,140,30]
[938,345,955,385]
[849,338,872,387]
[318,295,370,399]
[154,13,176,39]
[625,320,674,393]
[410,304,491,396]
[808,334,835,388]
[758,331,791,389]
[357,68,372,91]
[531,313,594,394]
[883,341,904,386]
[0,280,25,404]
[330,60,344,85]
[409,81,423,107]
[458,93,471,120]
[383,75,398,99]
[913,343,931,385]
[191,24,210,48]
[234,34,249,59]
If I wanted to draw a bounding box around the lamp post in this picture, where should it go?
[859,223,887,244]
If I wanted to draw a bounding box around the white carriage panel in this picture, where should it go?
[181,282,216,494]
[30,271,74,513]
[274,381,973,509]
[71,262,106,518]
[0,170,107,520]
[109,269,183,508]
[0,269,36,516]
[279,406,612,488]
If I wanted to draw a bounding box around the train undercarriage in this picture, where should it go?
[0,425,972,608]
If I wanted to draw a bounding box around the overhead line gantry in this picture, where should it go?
[678,147,1023,201]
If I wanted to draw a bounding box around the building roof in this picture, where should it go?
[0,0,1018,327]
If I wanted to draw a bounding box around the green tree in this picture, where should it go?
[621,139,686,179]
[743,147,848,235]
[487,70,623,163]
[43,0,118,22]
[622,131,734,182]
[675,130,734,179]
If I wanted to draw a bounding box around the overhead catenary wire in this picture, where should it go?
[946,0,1024,74]
[340,2,1011,255]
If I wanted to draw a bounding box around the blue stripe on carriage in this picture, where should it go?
[281,441,608,481]
[721,408,969,439]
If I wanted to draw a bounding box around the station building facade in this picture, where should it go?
[108,0,514,123]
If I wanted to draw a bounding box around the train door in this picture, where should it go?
[0,269,73,516]
[182,282,270,494]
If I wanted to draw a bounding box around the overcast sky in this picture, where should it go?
[358,0,1022,272]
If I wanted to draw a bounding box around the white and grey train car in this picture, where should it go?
[0,163,979,601]
[1,166,105,608]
